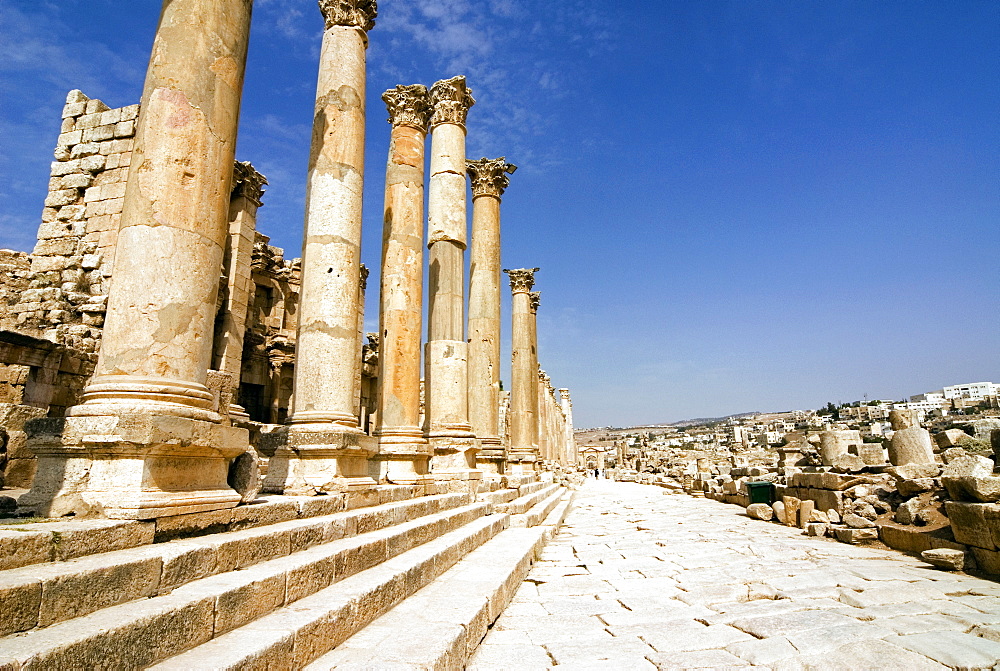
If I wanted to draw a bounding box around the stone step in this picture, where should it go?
[307,527,555,669]
[479,487,520,507]
[0,491,473,636]
[515,479,549,497]
[538,488,575,539]
[149,512,510,671]
[0,501,492,668]
[0,484,430,571]
[495,483,560,516]
[512,486,567,529]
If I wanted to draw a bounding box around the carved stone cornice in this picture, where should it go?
[429,76,475,128]
[359,264,370,293]
[382,84,432,131]
[232,161,267,207]
[529,291,541,313]
[503,267,539,294]
[467,157,517,199]
[318,0,377,33]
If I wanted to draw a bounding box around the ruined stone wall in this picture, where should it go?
[0,251,30,327]
[7,90,137,353]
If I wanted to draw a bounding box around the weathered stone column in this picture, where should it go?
[214,161,267,420]
[374,84,433,484]
[266,0,377,495]
[466,157,516,475]
[528,291,542,469]
[21,0,254,518]
[504,268,539,473]
[424,76,479,481]
[559,389,577,465]
[537,369,551,463]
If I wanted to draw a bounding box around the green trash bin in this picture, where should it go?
[745,481,776,505]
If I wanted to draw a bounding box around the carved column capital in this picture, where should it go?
[382,84,432,131]
[503,267,539,294]
[467,157,517,199]
[529,291,541,313]
[429,76,475,128]
[232,161,268,206]
[318,0,377,33]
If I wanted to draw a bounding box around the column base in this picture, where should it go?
[18,413,247,520]
[373,432,433,485]
[263,425,377,495]
[430,435,483,481]
[475,436,506,474]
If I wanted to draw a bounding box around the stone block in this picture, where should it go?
[154,508,234,543]
[214,571,287,636]
[35,554,162,626]
[806,522,829,537]
[798,499,815,528]
[942,455,1000,502]
[229,499,299,531]
[842,513,876,529]
[746,503,773,521]
[0,579,41,636]
[921,548,965,570]
[971,547,1000,575]
[834,527,878,544]
[897,478,935,497]
[936,429,972,449]
[782,496,800,527]
[21,519,155,561]
[155,543,217,592]
[0,529,51,571]
[945,501,998,550]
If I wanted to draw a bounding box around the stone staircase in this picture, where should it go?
[0,477,574,670]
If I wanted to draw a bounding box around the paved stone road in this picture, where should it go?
[469,480,1000,670]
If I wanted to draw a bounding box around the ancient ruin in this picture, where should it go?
[0,1,581,667]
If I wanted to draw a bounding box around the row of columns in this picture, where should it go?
[23,0,576,519]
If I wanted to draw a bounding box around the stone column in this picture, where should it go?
[528,291,542,469]
[537,369,550,463]
[21,0,254,519]
[424,76,480,482]
[214,161,267,421]
[266,0,377,495]
[374,84,433,485]
[504,268,539,473]
[559,389,577,465]
[466,157,516,475]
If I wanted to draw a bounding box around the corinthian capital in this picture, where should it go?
[467,157,517,198]
[429,76,475,127]
[232,161,268,207]
[529,291,541,313]
[318,0,377,33]
[503,267,539,294]
[382,84,432,131]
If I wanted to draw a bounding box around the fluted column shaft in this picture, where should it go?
[467,158,516,465]
[375,85,432,483]
[77,0,253,420]
[291,9,372,428]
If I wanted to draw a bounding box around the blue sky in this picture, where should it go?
[1,0,997,427]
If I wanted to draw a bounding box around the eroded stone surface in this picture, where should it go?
[471,480,997,669]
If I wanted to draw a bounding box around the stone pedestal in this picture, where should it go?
[373,85,433,486]
[22,0,254,518]
[262,425,376,495]
[466,157,516,474]
[424,76,479,479]
[21,414,245,519]
[270,1,378,493]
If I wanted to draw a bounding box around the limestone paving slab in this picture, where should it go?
[469,480,1000,670]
